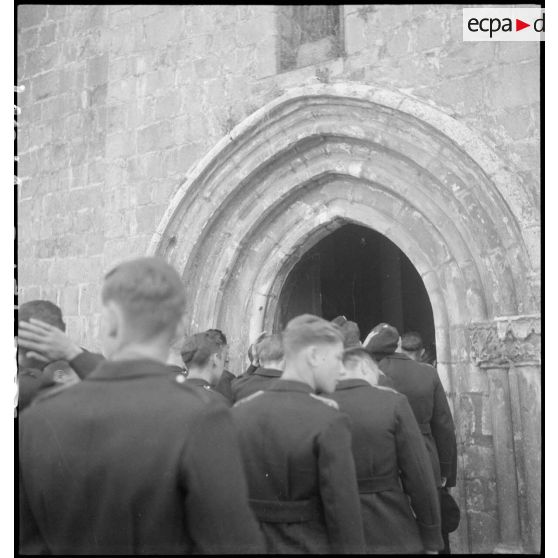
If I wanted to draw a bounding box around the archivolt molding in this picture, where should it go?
[147,83,537,356]
[149,83,536,255]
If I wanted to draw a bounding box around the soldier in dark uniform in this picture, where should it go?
[331,347,443,554]
[365,323,457,488]
[205,328,240,402]
[16,301,79,411]
[18,316,106,379]
[19,257,264,555]
[231,314,365,554]
[18,317,183,378]
[181,331,231,405]
[366,323,458,553]
[231,333,284,401]
[401,330,458,553]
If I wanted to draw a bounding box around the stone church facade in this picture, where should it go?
[17,5,540,553]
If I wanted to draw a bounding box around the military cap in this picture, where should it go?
[440,487,461,533]
[364,323,400,355]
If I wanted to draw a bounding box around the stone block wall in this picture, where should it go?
[17,5,540,552]
[16,4,540,346]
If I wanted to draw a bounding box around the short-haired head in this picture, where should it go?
[181,332,223,368]
[204,328,229,369]
[401,331,423,352]
[19,300,65,332]
[331,315,347,327]
[256,333,284,366]
[102,257,185,342]
[342,347,375,369]
[283,314,343,357]
[330,316,361,347]
[18,300,65,370]
[341,321,361,348]
[342,346,382,385]
[206,328,227,347]
[400,331,426,362]
[282,314,344,394]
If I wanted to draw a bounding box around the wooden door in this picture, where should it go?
[276,253,322,330]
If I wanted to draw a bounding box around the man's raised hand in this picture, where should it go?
[17,319,82,363]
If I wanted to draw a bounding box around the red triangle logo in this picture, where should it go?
[516,19,530,31]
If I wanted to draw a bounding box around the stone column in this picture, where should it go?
[485,365,523,553]
[509,363,541,552]
[469,316,541,554]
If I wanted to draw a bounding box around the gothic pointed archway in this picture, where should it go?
[274,223,437,361]
[147,83,540,553]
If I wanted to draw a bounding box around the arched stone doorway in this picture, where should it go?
[148,83,540,552]
[275,223,436,362]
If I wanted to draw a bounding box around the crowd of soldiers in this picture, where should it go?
[17,256,459,555]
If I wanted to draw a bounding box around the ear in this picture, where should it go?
[104,301,120,340]
[306,345,320,367]
[357,361,368,378]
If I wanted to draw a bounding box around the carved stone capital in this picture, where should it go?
[468,315,541,368]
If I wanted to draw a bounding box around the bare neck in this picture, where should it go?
[110,341,169,364]
[281,363,315,390]
[186,366,213,383]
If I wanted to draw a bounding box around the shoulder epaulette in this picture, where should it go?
[173,373,190,387]
[172,373,213,404]
[31,385,69,405]
[309,393,339,410]
[374,385,398,394]
[233,390,264,407]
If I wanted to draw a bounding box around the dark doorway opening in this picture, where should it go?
[276,224,436,359]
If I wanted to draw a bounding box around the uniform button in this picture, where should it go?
[176,374,186,384]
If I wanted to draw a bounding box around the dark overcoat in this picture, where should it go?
[231,367,282,402]
[331,379,443,553]
[186,377,232,406]
[68,349,105,378]
[215,369,236,402]
[19,358,264,555]
[17,367,56,412]
[231,379,365,554]
[378,353,457,487]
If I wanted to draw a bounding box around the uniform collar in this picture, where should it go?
[386,353,411,361]
[336,378,370,390]
[18,367,43,378]
[167,364,186,375]
[255,367,282,378]
[86,359,174,381]
[186,378,212,389]
[266,379,313,394]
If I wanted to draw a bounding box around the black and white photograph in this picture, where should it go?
[14,4,542,554]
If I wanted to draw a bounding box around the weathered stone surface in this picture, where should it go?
[468,316,541,367]
[87,54,109,88]
[461,444,496,480]
[468,511,499,553]
[18,4,47,28]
